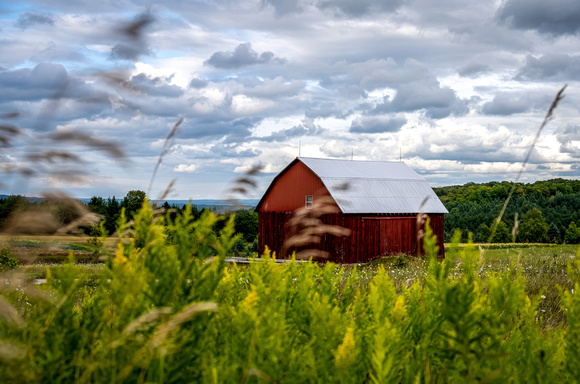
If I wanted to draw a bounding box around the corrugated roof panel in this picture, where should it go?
[320,176,448,214]
[299,157,423,180]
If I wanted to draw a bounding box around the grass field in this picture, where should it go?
[3,234,577,328]
[2,206,580,382]
[0,234,118,265]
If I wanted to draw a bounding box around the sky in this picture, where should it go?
[0,0,579,200]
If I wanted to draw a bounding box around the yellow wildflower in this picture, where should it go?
[335,327,356,370]
[113,243,128,267]
[241,290,258,309]
[391,295,407,321]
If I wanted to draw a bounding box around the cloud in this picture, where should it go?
[258,119,324,141]
[188,77,208,89]
[369,81,468,118]
[29,41,86,63]
[305,102,352,119]
[109,14,154,61]
[349,115,407,133]
[481,91,552,115]
[243,76,305,98]
[260,0,403,18]
[261,0,303,17]
[17,13,55,29]
[0,63,98,103]
[174,164,198,173]
[316,0,403,17]
[130,73,184,98]
[458,63,491,78]
[497,0,580,36]
[204,43,285,69]
[211,143,260,158]
[556,125,580,156]
[515,54,580,81]
[320,140,353,158]
[4,3,580,199]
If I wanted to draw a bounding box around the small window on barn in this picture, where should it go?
[305,195,313,209]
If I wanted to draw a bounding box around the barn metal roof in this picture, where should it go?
[299,157,448,214]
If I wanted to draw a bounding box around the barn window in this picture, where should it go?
[305,195,313,209]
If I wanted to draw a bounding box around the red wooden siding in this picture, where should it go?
[259,161,330,212]
[258,212,446,263]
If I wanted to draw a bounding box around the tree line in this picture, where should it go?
[435,178,580,243]
[0,190,259,252]
[3,178,580,245]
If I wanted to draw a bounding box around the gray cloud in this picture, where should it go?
[258,119,324,141]
[17,12,55,29]
[244,76,305,98]
[109,14,154,61]
[260,0,403,18]
[204,43,285,69]
[305,102,352,119]
[370,81,468,118]
[515,54,580,81]
[4,2,580,199]
[209,143,260,158]
[556,125,580,156]
[497,0,580,36]
[110,42,151,61]
[261,0,303,17]
[0,63,97,103]
[481,91,552,115]
[188,77,208,89]
[130,73,184,98]
[29,41,86,63]
[316,0,403,17]
[175,116,261,143]
[349,115,407,133]
[458,63,491,78]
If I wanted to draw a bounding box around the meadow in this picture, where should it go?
[1,203,579,383]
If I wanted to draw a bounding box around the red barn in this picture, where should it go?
[255,157,447,262]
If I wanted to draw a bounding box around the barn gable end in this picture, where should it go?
[256,159,330,212]
[256,157,447,262]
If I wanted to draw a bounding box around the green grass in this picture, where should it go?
[11,242,578,328]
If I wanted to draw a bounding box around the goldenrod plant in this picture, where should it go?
[0,201,578,383]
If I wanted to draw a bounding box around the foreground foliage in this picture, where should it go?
[1,203,580,383]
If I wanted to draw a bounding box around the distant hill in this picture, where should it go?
[0,195,259,213]
[433,178,580,243]
[434,178,580,204]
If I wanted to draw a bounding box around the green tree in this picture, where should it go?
[547,222,561,243]
[476,223,491,243]
[492,220,511,243]
[565,222,580,244]
[87,196,107,216]
[518,208,549,243]
[122,190,147,221]
[104,196,121,234]
[234,209,259,243]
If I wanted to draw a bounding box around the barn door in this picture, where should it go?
[380,218,407,256]
[379,220,389,255]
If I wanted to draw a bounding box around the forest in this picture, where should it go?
[434,178,580,243]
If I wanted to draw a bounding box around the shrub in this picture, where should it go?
[0,246,19,271]
[565,221,580,244]
[518,208,549,243]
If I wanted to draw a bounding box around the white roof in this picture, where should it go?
[299,157,448,214]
